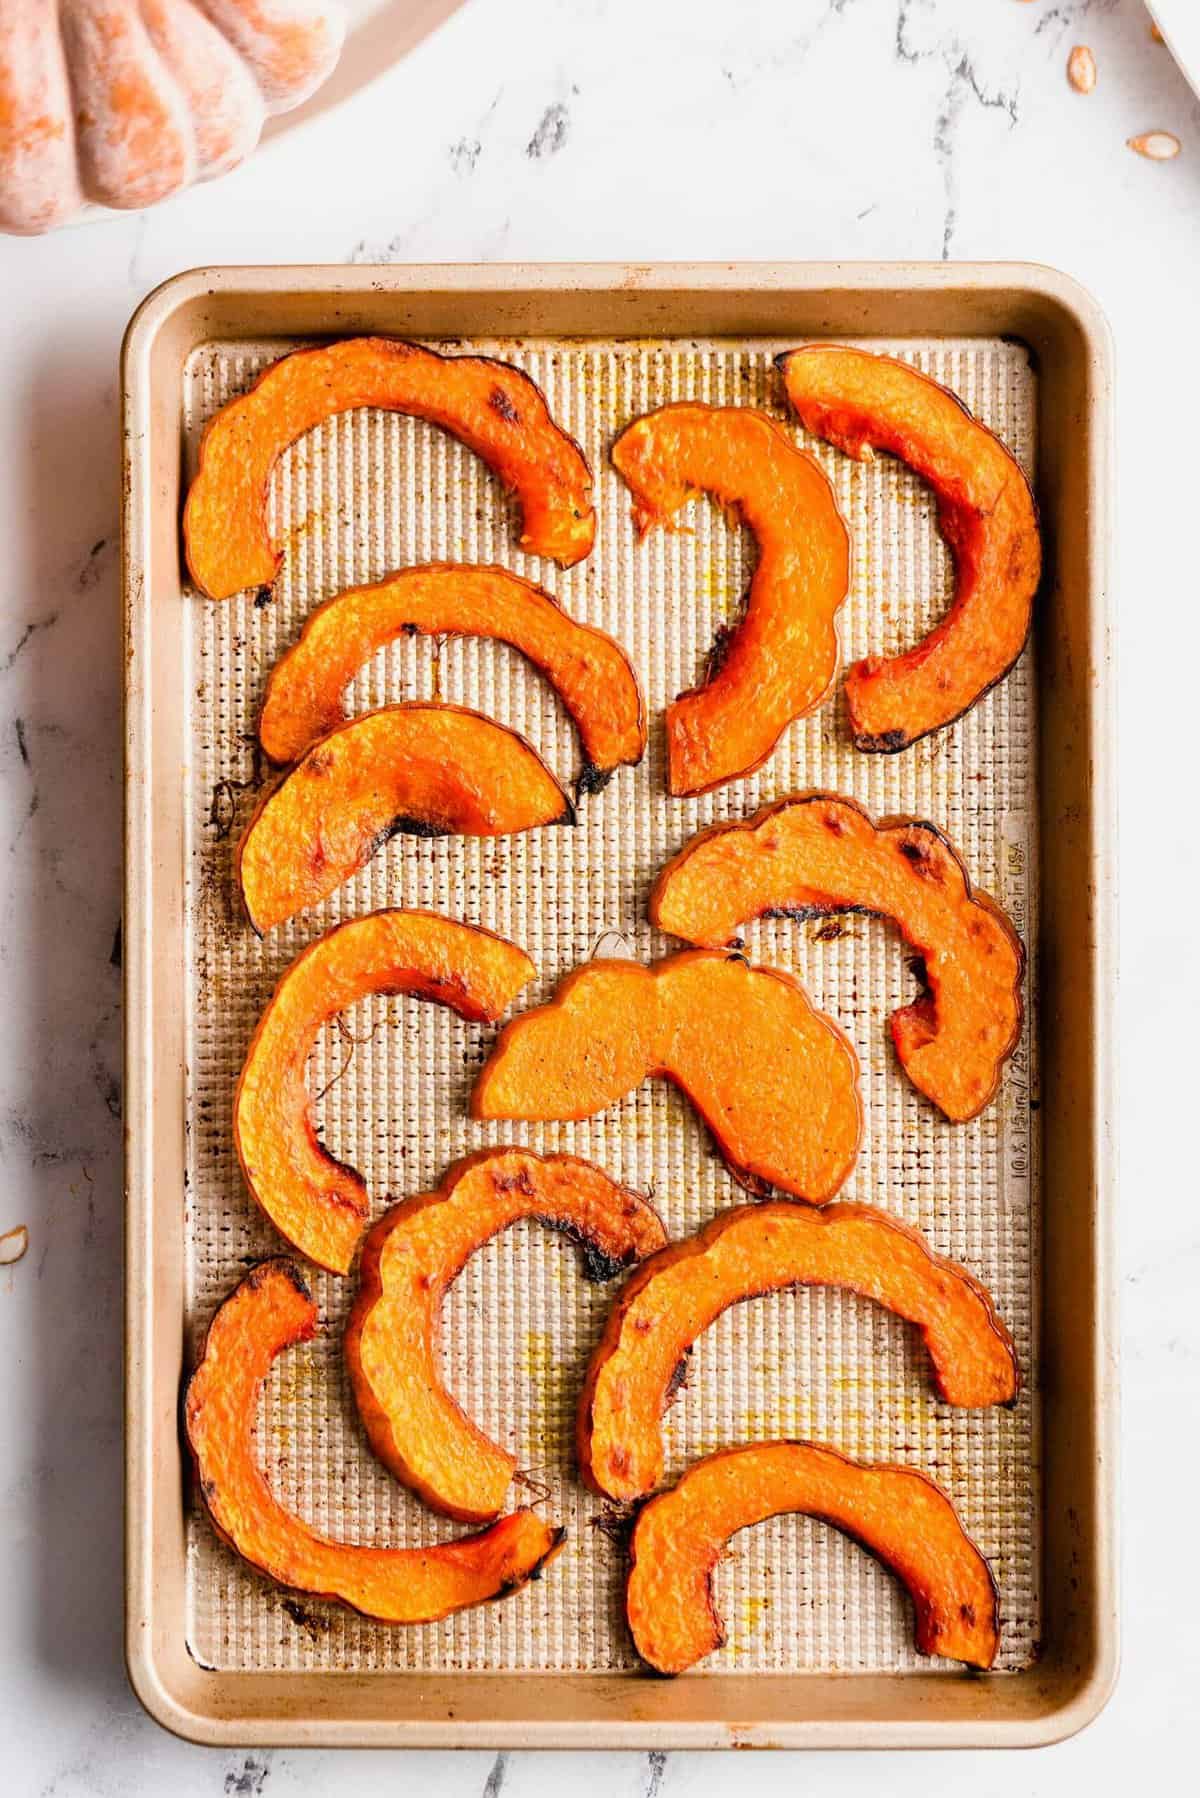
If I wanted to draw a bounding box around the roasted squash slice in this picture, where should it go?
[777,345,1040,751]
[234,911,535,1274]
[472,951,862,1203]
[258,562,645,786]
[185,337,595,598]
[579,1200,1017,1502]
[185,1260,564,1623]
[650,794,1024,1122]
[238,703,573,933]
[611,404,849,795]
[346,1149,667,1523]
[626,1441,999,1673]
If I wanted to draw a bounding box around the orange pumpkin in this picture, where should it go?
[777,346,1040,751]
[611,404,850,796]
[472,951,863,1204]
[650,794,1024,1123]
[578,1200,1018,1503]
[346,1149,666,1522]
[185,1260,564,1624]
[258,563,644,786]
[238,705,574,935]
[234,911,535,1274]
[1,1,345,234]
[627,1442,999,1673]
[185,338,596,597]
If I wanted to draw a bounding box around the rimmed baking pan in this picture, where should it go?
[123,262,1115,1747]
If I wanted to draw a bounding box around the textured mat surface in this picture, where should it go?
[181,334,1039,1675]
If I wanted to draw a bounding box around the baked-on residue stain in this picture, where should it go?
[281,1597,331,1638]
[0,1224,29,1266]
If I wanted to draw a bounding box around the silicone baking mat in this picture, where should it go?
[180,335,1040,1677]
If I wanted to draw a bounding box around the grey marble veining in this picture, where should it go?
[0,0,1198,1790]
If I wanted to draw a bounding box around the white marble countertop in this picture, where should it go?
[1,0,1197,1789]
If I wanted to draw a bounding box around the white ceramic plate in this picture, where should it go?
[261,0,467,146]
[1145,0,1200,103]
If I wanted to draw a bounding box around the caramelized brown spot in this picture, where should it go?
[490,387,521,425]
[492,1167,537,1196]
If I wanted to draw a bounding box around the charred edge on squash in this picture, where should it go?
[729,1164,775,1200]
[762,901,876,925]
[558,1223,639,1285]
[876,580,1042,757]
[576,761,614,799]
[501,1525,567,1592]
[490,1165,537,1197]
[379,815,455,844]
[590,1505,637,1547]
[700,617,742,688]
[851,622,1037,754]
[854,727,907,754]
[665,1350,691,1401]
[496,1196,642,1283]
[245,1257,313,1303]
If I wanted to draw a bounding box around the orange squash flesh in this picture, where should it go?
[651,794,1024,1122]
[234,912,535,1274]
[579,1201,1018,1503]
[777,345,1041,751]
[626,1441,999,1673]
[258,562,645,784]
[184,337,595,598]
[472,951,862,1203]
[238,703,573,933]
[611,404,849,796]
[345,1149,667,1523]
[185,1260,564,1623]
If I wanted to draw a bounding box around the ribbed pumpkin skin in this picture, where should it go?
[0,0,345,234]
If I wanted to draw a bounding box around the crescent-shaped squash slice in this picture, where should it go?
[258,562,645,786]
[346,1148,667,1523]
[777,345,1041,751]
[579,1200,1017,1502]
[611,404,849,796]
[650,794,1024,1122]
[185,337,595,598]
[472,951,862,1203]
[185,1260,564,1624]
[238,703,573,933]
[626,1441,999,1673]
[234,911,535,1274]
